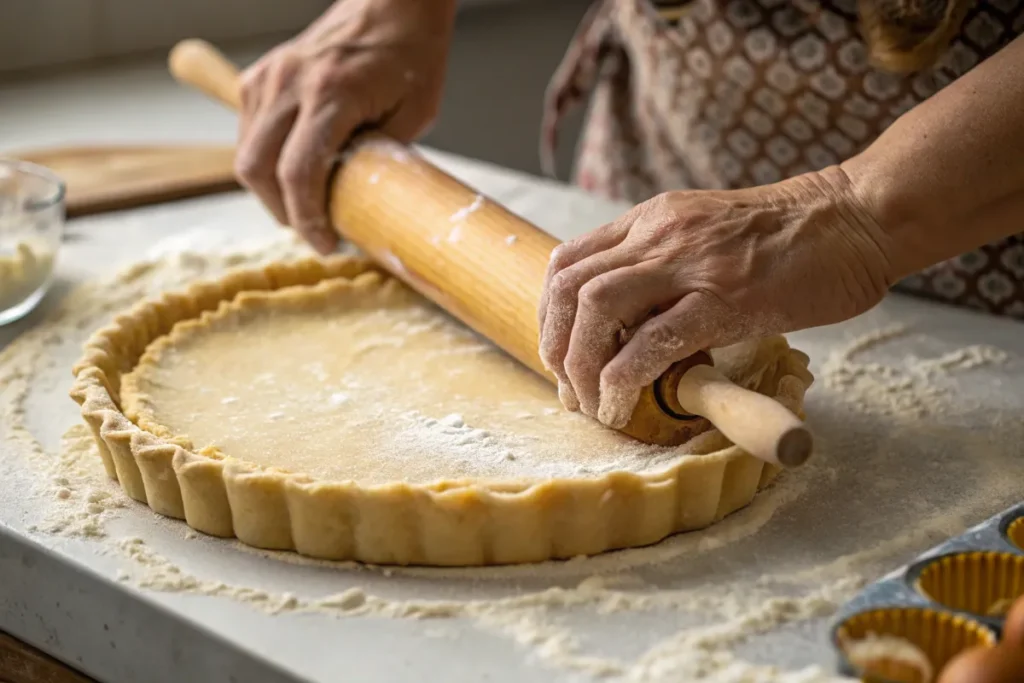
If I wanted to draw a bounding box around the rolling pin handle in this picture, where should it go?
[168,39,243,111]
[674,363,813,468]
[653,351,715,420]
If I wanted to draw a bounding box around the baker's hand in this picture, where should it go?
[235,0,456,254]
[538,166,893,427]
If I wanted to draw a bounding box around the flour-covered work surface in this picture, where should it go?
[2,149,1023,683]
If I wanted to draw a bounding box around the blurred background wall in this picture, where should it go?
[0,0,591,178]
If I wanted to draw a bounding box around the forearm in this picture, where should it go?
[843,33,1024,281]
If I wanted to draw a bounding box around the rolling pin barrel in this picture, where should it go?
[167,39,813,467]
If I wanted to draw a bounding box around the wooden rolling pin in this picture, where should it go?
[168,39,813,468]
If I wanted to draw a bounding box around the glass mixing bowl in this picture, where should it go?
[0,159,65,326]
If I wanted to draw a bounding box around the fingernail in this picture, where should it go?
[558,381,580,412]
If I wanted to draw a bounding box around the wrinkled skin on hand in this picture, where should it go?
[537,167,893,428]
[235,0,455,254]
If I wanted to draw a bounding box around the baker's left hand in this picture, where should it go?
[537,166,893,428]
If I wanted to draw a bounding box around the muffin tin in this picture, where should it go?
[831,502,1024,681]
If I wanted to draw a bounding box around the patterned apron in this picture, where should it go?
[540,0,1024,319]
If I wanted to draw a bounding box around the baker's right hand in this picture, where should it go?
[235,0,457,254]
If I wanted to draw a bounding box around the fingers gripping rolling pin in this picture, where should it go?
[168,39,813,468]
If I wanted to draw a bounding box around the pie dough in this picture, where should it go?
[71,256,814,566]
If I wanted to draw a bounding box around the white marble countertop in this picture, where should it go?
[2,59,1023,683]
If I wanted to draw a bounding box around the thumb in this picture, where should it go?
[597,292,737,429]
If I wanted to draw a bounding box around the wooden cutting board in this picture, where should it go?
[8,144,241,218]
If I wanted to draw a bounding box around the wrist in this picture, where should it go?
[769,166,896,313]
[839,135,1020,284]
[839,151,936,283]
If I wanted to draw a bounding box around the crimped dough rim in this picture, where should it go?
[70,255,815,566]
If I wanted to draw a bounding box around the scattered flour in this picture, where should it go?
[820,324,1012,418]
[110,530,862,681]
[2,234,1022,682]
[909,344,1008,377]
[505,235,518,246]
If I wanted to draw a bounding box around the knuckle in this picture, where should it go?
[548,243,576,271]
[304,66,342,99]
[635,193,671,223]
[638,318,679,350]
[600,362,627,389]
[577,277,614,311]
[239,68,264,98]
[548,270,578,300]
[259,53,299,92]
[233,152,264,186]
[562,351,583,379]
[273,47,301,73]
[648,192,672,211]
[276,157,310,187]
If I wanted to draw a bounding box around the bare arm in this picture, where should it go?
[536,35,1024,426]
[845,33,1024,281]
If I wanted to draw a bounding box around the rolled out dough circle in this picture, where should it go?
[72,256,814,566]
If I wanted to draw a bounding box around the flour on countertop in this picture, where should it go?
[820,324,1012,418]
[112,531,861,682]
[27,425,125,539]
[908,344,1008,377]
[4,234,1024,682]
